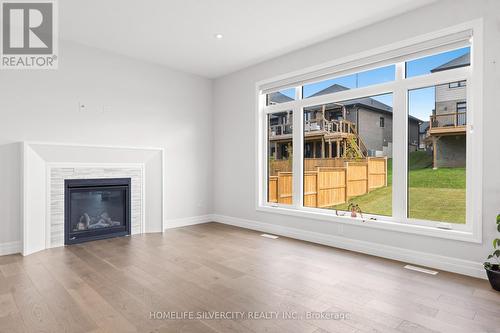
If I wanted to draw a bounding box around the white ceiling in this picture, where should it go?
[59,0,436,78]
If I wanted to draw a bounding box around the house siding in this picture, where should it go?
[356,107,419,155]
[435,83,466,103]
[357,108,386,153]
[436,135,466,168]
[435,83,466,115]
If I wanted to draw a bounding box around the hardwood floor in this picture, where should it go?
[0,222,498,333]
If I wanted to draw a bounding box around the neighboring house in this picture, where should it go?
[268,109,293,159]
[426,52,469,168]
[419,121,430,150]
[268,84,421,159]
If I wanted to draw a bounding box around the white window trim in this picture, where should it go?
[256,20,483,243]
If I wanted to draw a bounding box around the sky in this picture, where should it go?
[277,47,470,123]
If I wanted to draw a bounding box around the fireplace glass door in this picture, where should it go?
[70,188,127,232]
[65,178,131,244]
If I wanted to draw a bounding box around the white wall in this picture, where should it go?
[0,41,213,247]
[213,0,500,275]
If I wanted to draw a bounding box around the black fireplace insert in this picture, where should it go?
[64,178,131,245]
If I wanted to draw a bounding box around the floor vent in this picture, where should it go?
[404,265,438,275]
[261,234,279,239]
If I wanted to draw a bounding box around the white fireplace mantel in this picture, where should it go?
[22,142,165,256]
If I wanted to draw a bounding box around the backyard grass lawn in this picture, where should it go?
[332,152,466,223]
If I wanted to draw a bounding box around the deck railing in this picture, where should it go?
[303,118,367,157]
[430,111,466,129]
[269,123,293,138]
[304,117,360,135]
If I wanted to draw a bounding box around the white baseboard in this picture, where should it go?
[5,214,484,279]
[212,214,486,280]
[0,241,22,256]
[164,215,213,230]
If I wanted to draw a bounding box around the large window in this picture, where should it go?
[259,24,481,241]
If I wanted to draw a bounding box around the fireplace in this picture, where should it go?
[64,178,131,245]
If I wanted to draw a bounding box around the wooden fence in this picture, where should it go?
[269,159,292,176]
[268,172,292,204]
[304,158,351,171]
[270,158,361,176]
[268,157,387,208]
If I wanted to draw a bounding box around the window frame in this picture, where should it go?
[449,80,467,88]
[256,20,483,243]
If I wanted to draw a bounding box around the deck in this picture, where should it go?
[269,117,367,158]
[428,111,467,137]
[429,125,466,136]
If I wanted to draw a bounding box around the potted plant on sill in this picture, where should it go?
[347,203,363,219]
[484,214,500,292]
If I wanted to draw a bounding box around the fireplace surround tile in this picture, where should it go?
[50,167,143,247]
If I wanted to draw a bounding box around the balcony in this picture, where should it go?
[304,118,358,138]
[269,118,359,140]
[269,123,293,140]
[269,116,368,158]
[428,112,467,135]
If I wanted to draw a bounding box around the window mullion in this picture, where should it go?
[292,87,303,208]
[392,62,407,222]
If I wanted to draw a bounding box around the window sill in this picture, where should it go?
[256,205,481,244]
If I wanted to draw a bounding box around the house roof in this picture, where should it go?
[309,83,349,97]
[268,91,294,104]
[310,84,391,112]
[430,52,470,72]
[309,84,421,122]
[419,121,430,133]
[269,83,424,123]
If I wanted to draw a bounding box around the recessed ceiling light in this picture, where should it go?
[214,33,223,39]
